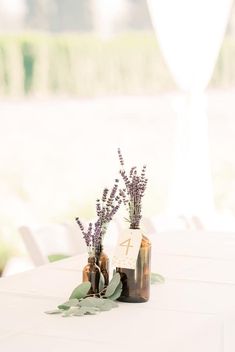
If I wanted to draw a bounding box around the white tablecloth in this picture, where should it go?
[0,232,235,351]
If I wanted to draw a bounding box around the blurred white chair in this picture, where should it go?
[2,256,34,277]
[19,222,87,266]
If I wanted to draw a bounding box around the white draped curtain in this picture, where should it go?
[147,0,232,223]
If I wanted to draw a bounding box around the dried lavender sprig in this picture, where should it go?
[96,199,101,216]
[93,219,102,247]
[75,217,91,248]
[106,179,119,207]
[117,148,148,229]
[76,179,122,252]
[119,189,128,205]
[75,217,84,232]
[102,188,109,203]
[98,180,122,234]
[118,148,125,166]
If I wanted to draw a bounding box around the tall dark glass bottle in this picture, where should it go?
[82,256,100,294]
[116,229,151,303]
[95,244,109,286]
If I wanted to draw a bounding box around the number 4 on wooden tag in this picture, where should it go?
[112,229,142,269]
[120,238,133,255]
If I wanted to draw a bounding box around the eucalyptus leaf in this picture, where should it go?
[73,308,86,316]
[98,298,119,311]
[98,302,112,311]
[82,307,99,315]
[45,309,62,315]
[69,281,91,299]
[62,307,80,317]
[57,304,70,311]
[99,272,105,292]
[107,281,123,301]
[103,299,119,308]
[79,297,104,308]
[58,298,79,310]
[73,306,99,316]
[151,272,165,284]
[104,273,121,297]
[99,306,111,312]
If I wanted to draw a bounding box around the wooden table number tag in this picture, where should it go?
[112,229,142,269]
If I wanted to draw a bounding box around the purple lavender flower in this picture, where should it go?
[75,217,92,248]
[75,179,122,253]
[118,149,148,229]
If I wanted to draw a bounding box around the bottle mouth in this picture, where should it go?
[88,256,96,264]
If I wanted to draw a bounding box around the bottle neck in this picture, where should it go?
[95,243,103,255]
[129,224,140,230]
[88,256,96,267]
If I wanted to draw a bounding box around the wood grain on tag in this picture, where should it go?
[112,229,142,269]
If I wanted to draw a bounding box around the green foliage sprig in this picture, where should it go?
[45,272,165,317]
[45,273,122,317]
[151,272,165,284]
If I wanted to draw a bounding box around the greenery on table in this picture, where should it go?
[45,273,123,317]
[151,272,165,284]
[45,271,165,317]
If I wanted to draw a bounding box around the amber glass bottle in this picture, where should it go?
[82,256,100,294]
[116,232,151,303]
[95,244,109,286]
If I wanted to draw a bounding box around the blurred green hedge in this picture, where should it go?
[0,32,234,97]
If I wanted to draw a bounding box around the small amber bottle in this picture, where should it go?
[116,230,151,303]
[83,256,101,294]
[95,244,109,286]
